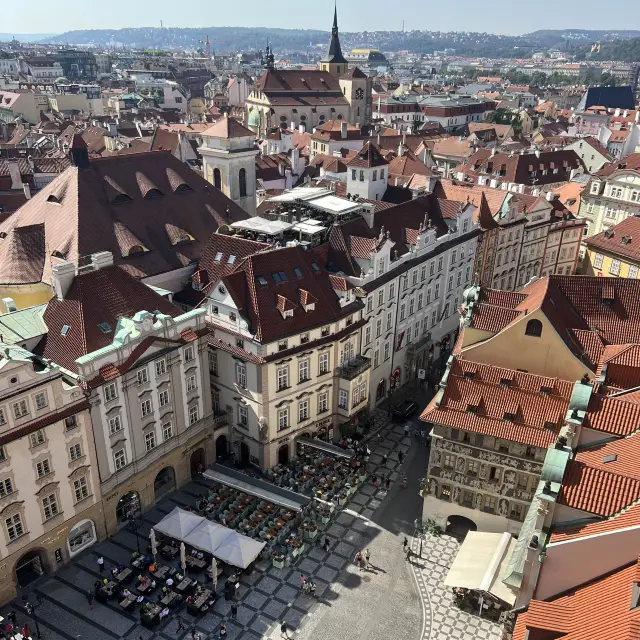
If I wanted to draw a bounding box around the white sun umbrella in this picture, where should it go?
[180,541,187,572]
[211,557,218,591]
[150,528,158,558]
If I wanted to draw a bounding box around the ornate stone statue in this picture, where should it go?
[456,457,465,472]
[499,499,509,516]
[453,487,461,504]
[475,494,483,510]
[431,449,441,466]
[258,417,268,439]
[429,479,438,495]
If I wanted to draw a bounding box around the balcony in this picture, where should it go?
[336,355,372,381]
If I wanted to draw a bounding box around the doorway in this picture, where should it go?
[116,491,141,527]
[216,435,228,461]
[15,550,47,588]
[190,448,205,478]
[154,467,176,500]
[445,515,477,541]
[376,379,386,402]
[239,442,250,467]
[278,444,289,465]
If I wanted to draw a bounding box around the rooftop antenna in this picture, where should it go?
[402,20,405,32]
[160,20,163,29]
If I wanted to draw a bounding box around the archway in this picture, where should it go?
[278,444,289,465]
[190,448,205,478]
[376,379,386,402]
[445,515,477,541]
[154,467,176,500]
[116,491,140,527]
[15,550,47,587]
[67,519,97,557]
[239,442,250,467]
[216,434,228,461]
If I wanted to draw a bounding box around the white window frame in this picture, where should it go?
[108,416,122,434]
[30,429,45,447]
[35,392,47,411]
[159,389,170,407]
[36,458,51,478]
[69,443,82,461]
[136,368,148,385]
[339,389,348,409]
[278,408,289,430]
[189,406,199,425]
[162,421,173,440]
[610,259,621,275]
[236,362,247,389]
[319,353,329,375]
[277,366,289,390]
[104,383,117,403]
[42,493,59,520]
[318,392,328,413]
[114,449,126,470]
[145,431,156,452]
[13,400,29,419]
[184,345,195,362]
[6,513,23,541]
[298,400,309,422]
[593,253,603,269]
[298,359,309,383]
[74,476,89,502]
[155,359,167,377]
[141,399,152,417]
[186,375,197,392]
[238,405,248,427]
[0,477,13,498]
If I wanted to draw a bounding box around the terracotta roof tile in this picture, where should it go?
[346,142,389,169]
[584,392,640,437]
[584,217,640,262]
[420,357,572,448]
[202,115,255,139]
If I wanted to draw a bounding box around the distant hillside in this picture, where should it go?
[0,32,58,42]
[591,37,640,63]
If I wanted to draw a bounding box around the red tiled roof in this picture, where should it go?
[469,303,521,332]
[596,344,640,389]
[584,392,640,437]
[584,217,640,262]
[597,152,640,177]
[346,142,389,169]
[513,556,640,640]
[420,357,572,447]
[254,70,345,94]
[38,265,181,373]
[202,115,255,139]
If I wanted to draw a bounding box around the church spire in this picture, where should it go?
[322,2,347,67]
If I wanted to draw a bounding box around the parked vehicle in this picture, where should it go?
[392,400,418,422]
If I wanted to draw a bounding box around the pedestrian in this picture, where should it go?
[300,573,307,589]
[191,627,199,640]
[398,451,404,464]
[382,453,388,465]
[21,625,29,639]
[403,536,408,551]
[385,477,391,490]
[87,588,94,608]
[371,474,377,486]
[231,602,238,619]
[405,547,413,562]
[404,423,410,437]
[8,611,17,627]
[354,551,363,571]
[364,548,371,569]
[176,615,186,632]
[219,622,227,638]
[280,621,289,639]
[323,537,331,553]
[377,432,382,444]
[97,555,104,572]
[421,429,426,441]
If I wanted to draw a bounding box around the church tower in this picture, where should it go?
[319,6,348,76]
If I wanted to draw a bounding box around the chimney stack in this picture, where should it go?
[91,251,114,271]
[52,261,77,300]
[22,183,31,200]
[340,121,348,139]
[7,160,21,190]
[69,134,90,170]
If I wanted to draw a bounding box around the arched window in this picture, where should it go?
[525,319,543,337]
[213,168,221,190]
[239,168,247,198]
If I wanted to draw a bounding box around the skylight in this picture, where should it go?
[294,268,303,279]
[98,322,113,334]
[214,252,223,262]
[272,271,288,283]
[228,255,236,264]
[603,454,618,464]
[311,262,320,272]
[61,325,70,337]
[257,276,268,286]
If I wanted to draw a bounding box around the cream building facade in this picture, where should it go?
[0,343,103,602]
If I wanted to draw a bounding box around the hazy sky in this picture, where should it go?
[4,0,640,36]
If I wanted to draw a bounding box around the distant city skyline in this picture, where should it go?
[3,0,640,39]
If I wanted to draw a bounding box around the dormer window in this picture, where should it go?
[503,411,516,422]
[281,309,293,319]
[229,312,237,321]
[591,181,600,194]
[304,303,315,312]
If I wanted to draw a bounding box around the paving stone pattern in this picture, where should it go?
[5,420,501,640]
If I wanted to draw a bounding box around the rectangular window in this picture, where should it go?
[485,496,497,512]
[451,250,457,264]
[373,349,380,368]
[434,283,440,298]
[318,392,328,413]
[593,253,603,269]
[43,493,59,520]
[35,392,47,410]
[137,368,148,385]
[409,297,415,315]
[388,282,395,299]
[298,400,309,422]
[189,406,199,425]
[448,275,454,291]
[36,459,51,478]
[364,325,372,345]
[383,341,390,361]
[163,421,173,440]
[429,261,435,276]
[238,405,248,426]
[462,219,469,233]
[467,460,479,476]
[277,366,289,390]
[386,311,393,331]
[74,476,89,502]
[373,318,381,338]
[366,297,373,312]
[0,409,5,425]
[610,259,621,275]
[630,265,639,279]
[278,408,289,430]
[299,360,309,383]
[411,269,418,285]
[352,169,356,180]
[510,503,524,520]
[417,293,423,310]
[108,416,122,434]
[186,375,197,392]
[184,345,194,362]
[236,362,247,389]
[155,360,167,377]
[69,443,82,461]
[431,310,437,328]
[438,256,443,271]
[159,389,169,407]
[30,429,45,448]
[6,514,23,541]
[517,474,528,490]
[0,478,13,498]
[209,352,218,375]
[420,265,426,281]
[377,290,384,306]
[399,303,406,321]
[319,353,330,375]
[13,400,29,419]
[145,431,156,452]
[141,399,152,417]
[338,389,348,409]
[104,383,117,403]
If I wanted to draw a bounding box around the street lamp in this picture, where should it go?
[22,593,43,638]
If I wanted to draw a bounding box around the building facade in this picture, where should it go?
[582,216,640,278]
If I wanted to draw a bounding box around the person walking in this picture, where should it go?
[280,621,289,639]
[404,423,410,437]
[97,556,104,573]
[354,551,363,571]
[191,627,199,640]
[7,611,16,628]
[219,622,227,638]
[382,453,388,466]
[403,536,408,551]
[364,548,371,569]
[176,615,186,632]
[385,477,391,491]
[405,547,413,563]
[21,625,30,640]
[323,537,331,553]
[86,589,94,608]
[398,451,404,464]
[300,573,307,590]
[231,602,238,619]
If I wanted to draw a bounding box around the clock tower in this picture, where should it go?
[340,66,373,126]
[319,6,348,76]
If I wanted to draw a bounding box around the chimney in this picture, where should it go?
[624,109,629,118]
[69,134,90,170]
[340,121,348,139]
[299,123,305,134]
[278,162,286,176]
[636,110,640,124]
[7,160,21,190]
[615,108,621,117]
[52,261,77,300]
[22,183,31,200]
[545,190,557,202]
[360,203,375,229]
[398,142,404,157]
[91,251,114,271]
[290,121,296,132]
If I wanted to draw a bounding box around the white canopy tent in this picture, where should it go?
[213,534,266,569]
[153,507,204,540]
[444,531,519,606]
[183,520,235,554]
